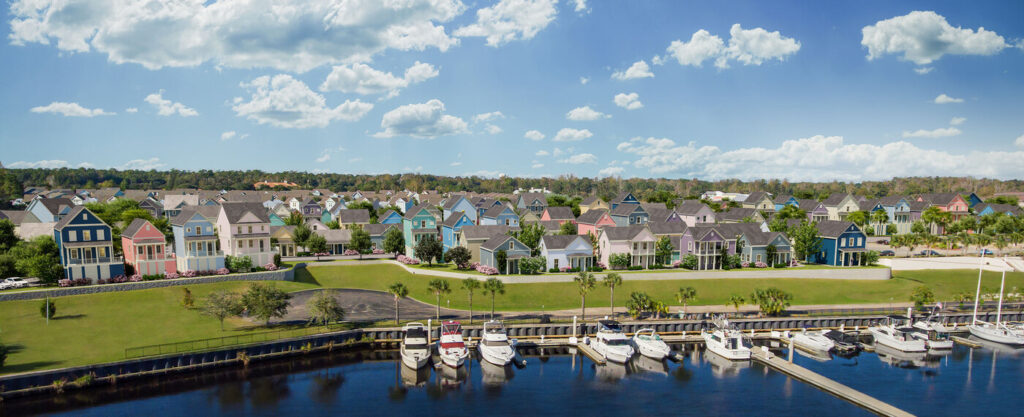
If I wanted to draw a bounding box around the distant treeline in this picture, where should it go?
[6,167,1024,202]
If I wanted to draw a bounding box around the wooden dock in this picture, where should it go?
[951,336,982,348]
[575,343,607,365]
[751,349,914,417]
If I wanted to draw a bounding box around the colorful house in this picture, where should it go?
[479,235,531,274]
[403,205,440,258]
[539,235,594,271]
[301,199,324,221]
[378,209,403,225]
[53,206,125,282]
[480,204,520,227]
[798,199,830,223]
[457,225,514,264]
[773,195,799,211]
[716,207,766,224]
[540,206,576,225]
[598,225,656,269]
[121,219,176,276]
[334,209,370,228]
[644,205,682,223]
[917,193,971,226]
[441,212,475,254]
[609,203,648,227]
[679,223,765,270]
[216,202,274,267]
[473,198,504,221]
[138,197,164,219]
[515,192,548,215]
[822,193,861,221]
[975,203,1021,217]
[609,191,640,210]
[737,231,792,266]
[576,208,616,238]
[365,223,399,251]
[674,200,715,226]
[27,197,74,223]
[270,225,297,257]
[579,196,609,214]
[443,195,478,224]
[741,191,774,211]
[806,220,867,266]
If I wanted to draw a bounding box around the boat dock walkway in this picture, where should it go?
[751,349,915,417]
[951,335,982,348]
[575,343,607,365]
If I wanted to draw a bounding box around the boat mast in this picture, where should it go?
[972,251,984,325]
[996,260,1006,325]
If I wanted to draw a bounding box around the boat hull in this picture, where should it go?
[479,345,515,366]
[792,333,835,353]
[592,342,633,364]
[969,325,1024,346]
[440,351,467,368]
[702,334,751,360]
[401,349,430,369]
[869,328,926,352]
[634,340,671,360]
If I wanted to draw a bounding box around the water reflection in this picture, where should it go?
[873,343,939,369]
[630,355,669,376]
[310,371,345,404]
[248,375,290,407]
[704,350,751,378]
[479,360,515,388]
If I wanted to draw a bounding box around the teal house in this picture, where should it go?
[403,205,440,258]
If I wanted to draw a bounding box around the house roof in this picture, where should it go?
[815,220,859,238]
[645,207,676,222]
[403,204,434,220]
[601,225,648,241]
[877,195,906,206]
[744,191,771,204]
[576,208,609,224]
[54,206,102,229]
[442,194,467,210]
[541,235,586,250]
[460,225,515,240]
[0,210,34,225]
[908,200,929,211]
[610,202,643,216]
[716,207,760,222]
[121,218,154,238]
[544,206,575,220]
[336,209,370,224]
[316,228,351,244]
[480,204,507,219]
[773,194,794,204]
[821,193,850,206]
[364,223,396,236]
[674,200,710,216]
[708,223,764,240]
[518,192,547,206]
[35,197,74,215]
[163,194,199,210]
[976,203,1021,215]
[918,193,960,206]
[741,231,788,246]
[442,212,470,227]
[647,221,687,236]
[798,199,824,212]
[481,234,513,251]
[378,210,398,220]
[221,202,270,223]
[581,196,603,206]
[641,202,667,211]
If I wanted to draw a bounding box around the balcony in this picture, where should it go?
[182,250,225,258]
[68,256,123,265]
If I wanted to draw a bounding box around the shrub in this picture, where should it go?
[216,268,230,275]
[773,263,787,268]
[549,267,559,273]
[590,266,605,272]
[129,275,143,282]
[741,261,750,268]
[181,270,197,278]
[40,299,56,319]
[263,263,278,271]
[142,274,163,281]
[371,249,385,255]
[649,264,665,270]
[750,287,793,316]
[343,249,360,256]
[396,255,420,265]
[609,253,631,269]
[474,265,499,275]
[681,255,697,270]
[790,259,800,267]
[560,266,570,273]
[671,260,682,268]
[754,262,768,268]
[165,272,180,279]
[517,256,546,275]
[111,274,128,283]
[58,279,72,287]
[627,265,643,270]
[72,278,89,286]
[181,287,194,308]
[273,253,282,267]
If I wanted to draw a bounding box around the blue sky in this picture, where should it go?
[1,0,1023,181]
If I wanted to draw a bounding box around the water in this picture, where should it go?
[7,343,1023,416]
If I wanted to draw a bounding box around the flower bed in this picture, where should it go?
[371,249,385,255]
[397,255,420,265]
[343,249,360,256]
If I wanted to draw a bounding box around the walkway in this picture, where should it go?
[879,256,1018,272]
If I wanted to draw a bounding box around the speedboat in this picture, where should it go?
[911,315,954,350]
[632,328,671,359]
[400,322,431,369]
[590,320,635,363]
[823,329,861,355]
[868,316,926,352]
[792,329,835,353]
[437,320,469,368]
[478,320,517,366]
[701,317,751,360]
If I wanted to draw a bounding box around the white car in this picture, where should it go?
[2,277,27,289]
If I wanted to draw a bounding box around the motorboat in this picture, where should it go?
[823,329,861,355]
[791,329,835,353]
[968,264,1024,346]
[631,328,671,359]
[478,320,517,366]
[400,322,431,369]
[437,320,469,368]
[589,320,635,363]
[911,314,954,350]
[868,316,926,352]
[701,317,752,360]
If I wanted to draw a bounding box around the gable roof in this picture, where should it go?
[576,208,610,224]
[674,200,711,216]
[821,193,851,206]
[170,208,208,227]
[647,221,687,236]
[798,199,825,212]
[518,192,547,206]
[403,204,434,220]
[581,196,603,206]
[335,209,370,224]
[610,202,644,216]
[482,204,512,219]
[35,197,74,215]
[544,206,575,220]
[918,193,960,206]
[601,225,648,241]
[364,223,397,236]
[121,218,155,238]
[460,225,515,240]
[773,194,795,204]
[54,206,105,229]
[378,209,399,220]
[815,220,860,238]
[481,234,514,251]
[442,194,468,210]
[741,231,789,246]
[0,210,34,225]
[708,223,764,240]
[744,191,771,204]
[221,202,270,223]
[442,212,471,227]
[716,207,760,222]
[611,191,636,205]
[541,234,587,250]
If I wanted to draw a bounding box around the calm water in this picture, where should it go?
[7,342,1023,416]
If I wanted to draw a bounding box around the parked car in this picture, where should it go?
[879,250,895,256]
[877,239,889,245]
[980,249,994,256]
[917,250,942,257]
[1,277,27,289]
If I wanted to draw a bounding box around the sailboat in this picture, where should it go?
[968,256,1024,346]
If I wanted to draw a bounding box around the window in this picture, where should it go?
[248,240,254,248]
[69,249,78,259]
[248,226,253,234]
[259,240,265,251]
[238,241,243,248]
[633,243,638,251]
[97,230,104,240]
[186,227,191,234]
[756,254,762,263]
[147,246,154,258]
[138,246,144,255]
[237,226,242,234]
[68,231,76,242]
[83,230,91,241]
[553,259,559,269]
[688,242,693,251]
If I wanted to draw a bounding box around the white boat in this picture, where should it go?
[873,342,933,369]
[968,262,1024,346]
[911,314,954,350]
[869,316,927,353]
[701,317,751,360]
[704,347,751,377]
[437,320,469,368]
[631,328,671,359]
[400,322,431,369]
[479,359,514,387]
[792,329,835,353]
[590,320,635,364]
[478,320,517,366]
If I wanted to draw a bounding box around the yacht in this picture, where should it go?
[791,329,836,353]
[400,322,431,369]
[590,320,635,363]
[968,264,1024,346]
[632,328,671,360]
[823,329,861,355]
[701,317,752,360]
[478,320,517,366]
[911,314,954,350]
[868,316,926,352]
[437,320,469,368]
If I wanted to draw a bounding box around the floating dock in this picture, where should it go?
[751,349,915,417]
[951,336,982,348]
[575,342,607,365]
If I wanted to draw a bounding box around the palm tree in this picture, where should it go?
[387,282,409,325]
[994,236,1009,256]
[676,286,697,316]
[728,295,745,312]
[870,210,889,236]
[461,278,480,324]
[427,279,451,321]
[602,273,623,316]
[482,278,505,320]
[574,271,597,320]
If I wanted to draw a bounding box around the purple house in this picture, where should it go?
[679,223,764,270]
[798,199,829,223]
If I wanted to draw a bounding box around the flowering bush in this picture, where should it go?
[741,261,750,268]
[371,249,385,255]
[596,261,607,269]
[129,275,143,282]
[397,255,420,265]
[216,268,230,275]
[790,259,800,267]
[316,252,330,257]
[97,279,109,285]
[111,275,128,283]
[754,261,768,268]
[263,263,278,271]
[181,270,197,278]
[58,279,72,287]
[672,260,682,268]
[474,264,499,275]
[343,249,360,256]
[165,272,180,279]
[559,266,570,272]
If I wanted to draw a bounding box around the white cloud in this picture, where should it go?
[566,106,609,121]
[598,166,624,177]
[124,107,138,113]
[862,11,1010,65]
[579,76,590,85]
[613,92,643,110]
[535,150,550,156]
[914,67,934,75]
[121,157,164,170]
[934,94,964,104]
[7,159,72,168]
[30,102,113,117]
[375,99,468,138]
[902,127,962,138]
[484,124,503,134]
[473,111,505,123]
[1016,135,1024,148]
[651,55,665,65]
[616,135,1024,181]
[8,0,464,73]
[950,117,966,126]
[349,157,362,163]
[455,0,558,47]
[220,131,236,140]
[524,130,546,141]
[612,60,654,80]
[531,162,544,169]
[320,61,438,98]
[144,90,198,117]
[553,128,593,142]
[233,75,373,129]
[572,0,588,13]
[558,153,597,164]
[315,150,332,163]
[552,147,568,157]
[664,24,800,69]
[450,161,463,167]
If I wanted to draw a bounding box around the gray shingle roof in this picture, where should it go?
[798,199,824,212]
[36,197,74,215]
[744,191,770,204]
[442,212,470,227]
[519,192,547,207]
[918,193,959,206]
[815,220,859,238]
[481,234,513,251]
[601,225,647,241]
[442,194,467,210]
[821,193,850,206]
[364,223,397,236]
[674,200,710,216]
[576,208,609,224]
[336,209,370,224]
[544,206,575,220]
[482,204,510,219]
[541,235,585,250]
[773,194,794,204]
[610,202,643,216]
[647,221,687,236]
[716,207,759,221]
[120,218,152,238]
[741,231,788,246]
[221,202,270,223]
[581,196,602,205]
[0,210,34,225]
[460,225,514,240]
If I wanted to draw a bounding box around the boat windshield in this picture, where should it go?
[605,338,629,346]
[405,343,429,350]
[483,339,509,347]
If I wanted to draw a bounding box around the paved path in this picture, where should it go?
[879,256,1017,272]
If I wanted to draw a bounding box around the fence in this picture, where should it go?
[124,323,351,359]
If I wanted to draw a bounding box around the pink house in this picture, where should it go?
[121,218,176,276]
[540,206,576,225]
[598,225,656,269]
[577,209,616,237]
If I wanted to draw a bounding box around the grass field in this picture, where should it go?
[1,263,1020,376]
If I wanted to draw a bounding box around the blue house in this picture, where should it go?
[609,191,639,210]
[443,195,478,224]
[479,235,532,274]
[609,203,648,226]
[364,223,400,251]
[806,220,867,266]
[441,212,474,254]
[965,192,983,208]
[53,206,125,282]
[480,204,520,227]
[975,203,1020,217]
[473,198,504,221]
[27,197,74,223]
[378,209,403,225]
[170,208,225,272]
[773,195,800,211]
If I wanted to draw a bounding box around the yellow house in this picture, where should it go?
[579,196,609,214]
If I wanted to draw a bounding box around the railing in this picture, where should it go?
[67,256,123,265]
[124,323,352,359]
[183,250,225,257]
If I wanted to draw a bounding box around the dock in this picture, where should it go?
[751,349,914,417]
[575,342,607,365]
[951,336,982,348]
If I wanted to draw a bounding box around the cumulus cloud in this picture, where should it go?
[862,11,1010,65]
[535,150,550,156]
[7,159,73,168]
[579,76,589,85]
[121,157,165,170]
[145,90,198,117]
[484,124,503,134]
[558,153,597,164]
[1017,135,1024,148]
[473,111,505,123]
[315,150,332,163]
[612,60,654,80]
[124,107,138,113]
[552,147,568,157]
[613,92,643,110]
[220,131,236,140]
[233,75,373,129]
[524,130,546,141]
[664,24,800,69]
[572,0,588,13]
[450,161,463,167]
[8,0,464,72]
[566,106,609,121]
[950,117,966,126]
[375,99,468,138]
[320,61,438,98]
[531,160,544,169]
[30,102,113,117]
[553,128,593,142]
[598,166,624,177]
[455,0,558,47]
[616,135,1024,181]
[914,67,934,75]
[901,127,962,138]
[934,94,963,104]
